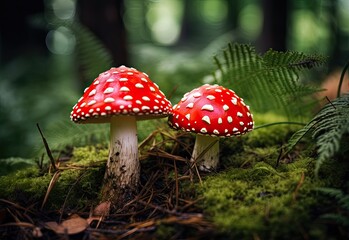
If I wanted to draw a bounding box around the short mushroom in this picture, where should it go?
[168,84,254,171]
[70,66,172,204]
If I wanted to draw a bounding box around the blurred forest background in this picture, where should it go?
[1,0,349,159]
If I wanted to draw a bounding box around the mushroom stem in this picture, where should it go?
[102,115,140,204]
[191,134,219,172]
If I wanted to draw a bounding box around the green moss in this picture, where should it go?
[198,150,349,239]
[70,145,108,165]
[0,146,106,209]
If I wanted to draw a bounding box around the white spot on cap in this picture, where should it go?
[141,77,147,82]
[186,102,194,108]
[135,83,144,88]
[206,95,215,100]
[201,104,214,111]
[119,78,128,82]
[105,106,112,111]
[142,96,150,101]
[88,100,96,106]
[104,97,115,103]
[237,112,243,117]
[218,118,223,124]
[136,100,142,104]
[240,121,244,126]
[213,129,219,135]
[154,106,159,110]
[185,114,190,120]
[231,97,237,105]
[84,87,88,93]
[150,87,156,92]
[200,128,207,133]
[104,87,114,94]
[89,89,96,96]
[93,80,100,85]
[123,95,133,100]
[223,104,229,111]
[80,102,86,107]
[127,72,133,75]
[233,128,239,132]
[215,89,222,92]
[247,112,251,117]
[202,115,211,124]
[133,108,140,113]
[227,116,233,123]
[142,106,150,111]
[120,86,130,92]
[106,78,114,82]
[193,92,202,98]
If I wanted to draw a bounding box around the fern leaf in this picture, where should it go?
[69,22,113,81]
[213,43,325,118]
[288,94,349,174]
[33,120,109,156]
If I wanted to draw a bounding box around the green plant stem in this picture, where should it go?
[337,60,349,98]
[254,122,306,130]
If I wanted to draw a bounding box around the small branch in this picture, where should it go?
[36,123,57,171]
[337,59,349,98]
[325,96,336,110]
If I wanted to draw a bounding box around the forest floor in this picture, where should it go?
[0,113,348,239]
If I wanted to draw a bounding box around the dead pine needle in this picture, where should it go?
[36,123,57,171]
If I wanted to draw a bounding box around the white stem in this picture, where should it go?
[104,116,140,194]
[191,134,219,172]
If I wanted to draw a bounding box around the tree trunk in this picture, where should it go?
[77,0,128,66]
[256,0,289,52]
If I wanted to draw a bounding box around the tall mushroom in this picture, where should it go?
[168,84,254,172]
[70,66,172,205]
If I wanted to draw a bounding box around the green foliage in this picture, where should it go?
[212,43,325,118]
[34,120,109,155]
[58,20,113,82]
[288,94,349,174]
[0,158,36,176]
[318,187,349,227]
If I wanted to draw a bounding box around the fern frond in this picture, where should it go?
[288,94,349,174]
[317,187,344,200]
[68,21,113,81]
[33,120,109,155]
[318,187,349,226]
[213,43,325,118]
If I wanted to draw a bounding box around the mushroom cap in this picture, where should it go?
[71,66,172,123]
[168,84,254,137]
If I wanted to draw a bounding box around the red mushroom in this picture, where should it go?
[168,84,253,171]
[71,66,172,204]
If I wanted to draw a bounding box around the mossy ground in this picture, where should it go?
[0,113,348,239]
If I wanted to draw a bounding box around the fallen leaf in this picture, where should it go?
[93,201,110,217]
[45,215,88,235]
